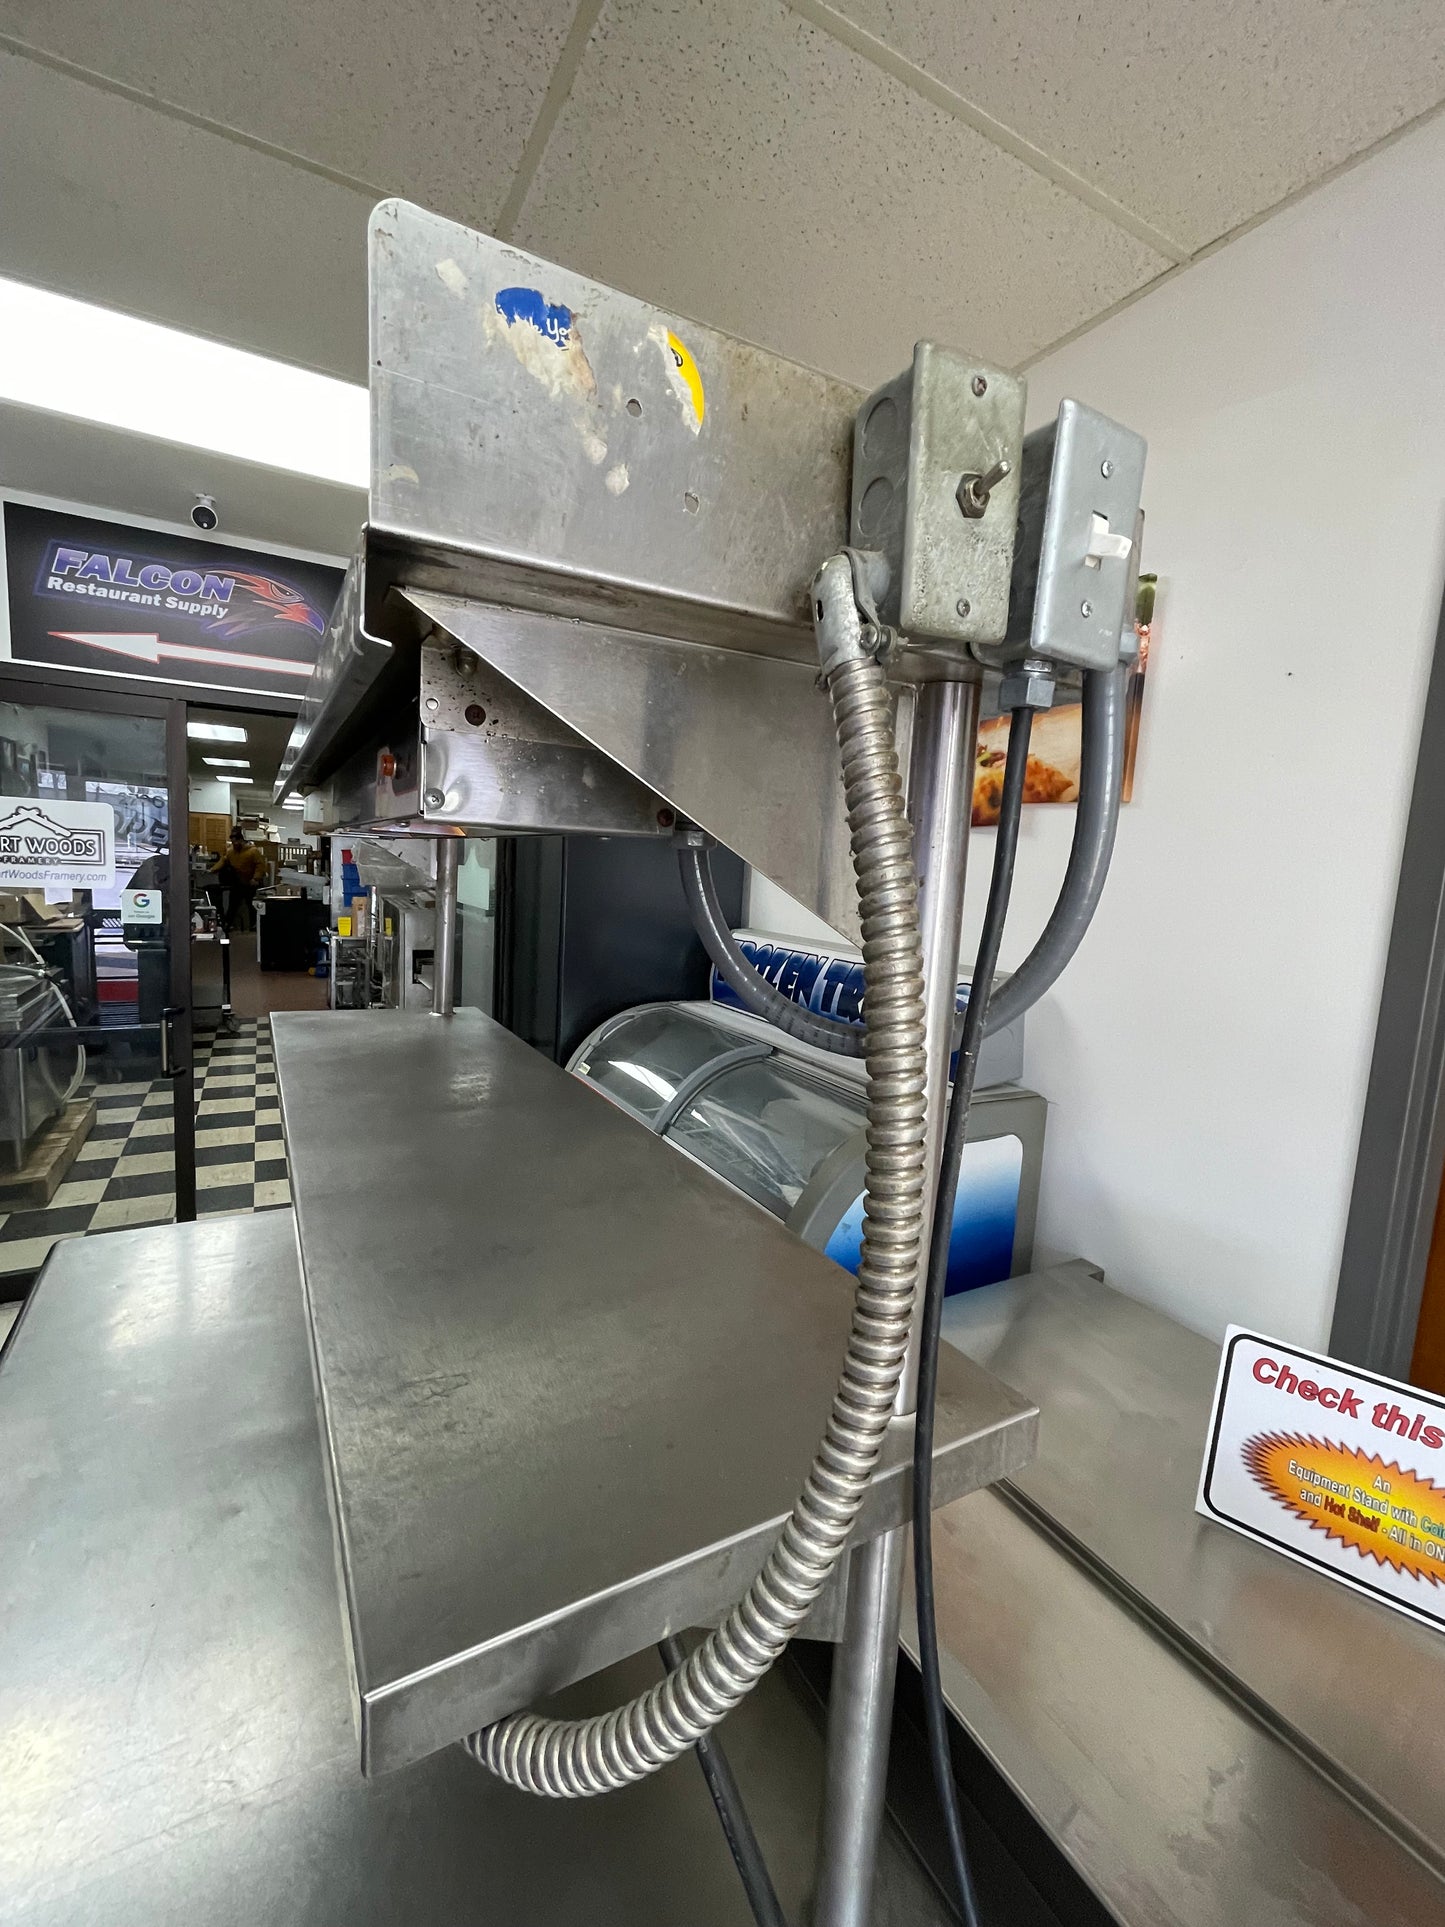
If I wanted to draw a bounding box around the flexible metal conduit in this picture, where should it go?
[985,662,1126,1035]
[464,557,928,1796]
[676,838,866,1058]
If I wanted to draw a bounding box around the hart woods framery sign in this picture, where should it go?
[0,799,115,891]
[2,502,344,700]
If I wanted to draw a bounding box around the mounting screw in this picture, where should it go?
[956,598,971,618]
[424,788,445,810]
[1101,459,1114,478]
[424,696,440,713]
[464,703,487,726]
[656,807,676,829]
[1080,600,1094,618]
[971,374,988,397]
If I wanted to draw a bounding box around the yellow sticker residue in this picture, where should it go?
[1245,1432,1445,1584]
[649,324,705,433]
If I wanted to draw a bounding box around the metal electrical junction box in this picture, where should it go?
[851,343,1026,662]
[999,400,1147,672]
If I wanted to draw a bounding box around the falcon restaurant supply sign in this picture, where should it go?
[1198,1328,1445,1634]
[3,503,343,699]
[0,798,115,891]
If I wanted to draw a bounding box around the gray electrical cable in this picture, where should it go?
[984,661,1127,1036]
[464,556,928,1797]
[676,839,866,1058]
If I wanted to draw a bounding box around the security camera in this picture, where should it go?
[191,494,219,532]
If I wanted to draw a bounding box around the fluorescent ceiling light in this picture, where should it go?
[202,756,249,768]
[215,774,257,785]
[0,277,367,488]
[281,800,305,811]
[188,722,248,743]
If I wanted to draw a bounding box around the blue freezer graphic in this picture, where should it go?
[824,1135,1023,1296]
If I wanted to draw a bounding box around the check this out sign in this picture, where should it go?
[1198,1328,1445,1633]
[0,798,115,891]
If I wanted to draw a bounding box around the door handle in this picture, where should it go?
[159,1004,187,1079]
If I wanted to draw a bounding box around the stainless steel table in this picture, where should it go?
[273,1008,1038,1774]
[0,1212,949,1927]
[923,1262,1445,1925]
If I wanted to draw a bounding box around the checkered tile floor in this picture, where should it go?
[0,1020,289,1277]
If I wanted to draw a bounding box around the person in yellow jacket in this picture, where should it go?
[208,826,267,930]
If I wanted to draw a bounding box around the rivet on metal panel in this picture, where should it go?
[464,704,487,726]
[424,788,445,809]
[971,375,988,397]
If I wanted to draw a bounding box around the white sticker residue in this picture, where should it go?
[605,463,630,495]
[435,258,469,296]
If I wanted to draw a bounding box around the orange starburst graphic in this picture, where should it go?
[1243,1432,1445,1585]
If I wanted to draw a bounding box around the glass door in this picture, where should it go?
[0,679,194,1283]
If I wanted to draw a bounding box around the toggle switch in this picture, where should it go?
[1085,511,1133,567]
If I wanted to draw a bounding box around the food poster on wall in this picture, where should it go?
[972,574,1158,828]
[2,502,344,700]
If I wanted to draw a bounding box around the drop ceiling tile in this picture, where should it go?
[515,0,1169,386]
[0,0,578,226]
[828,0,1445,252]
[0,52,373,380]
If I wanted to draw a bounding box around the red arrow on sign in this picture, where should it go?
[49,631,314,680]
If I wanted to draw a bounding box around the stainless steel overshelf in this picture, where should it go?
[273,1009,1037,1776]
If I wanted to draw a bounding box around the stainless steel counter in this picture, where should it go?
[0,1212,949,1927]
[924,1262,1445,1924]
[273,1008,1037,1774]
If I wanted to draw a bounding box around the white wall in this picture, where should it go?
[752,116,1445,1348]
[188,777,232,814]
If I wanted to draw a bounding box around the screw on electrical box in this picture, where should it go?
[1101,459,1114,478]
[956,598,971,618]
[424,696,440,712]
[464,704,486,726]
[1080,601,1094,618]
[656,807,676,829]
[971,374,988,396]
[424,788,445,809]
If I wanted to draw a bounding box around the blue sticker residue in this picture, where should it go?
[495,286,573,348]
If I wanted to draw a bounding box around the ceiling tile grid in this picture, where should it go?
[0,51,375,380]
[821,0,1445,253]
[0,0,579,227]
[0,0,1443,388]
[514,0,1170,387]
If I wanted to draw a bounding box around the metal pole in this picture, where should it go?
[813,678,980,1927]
[432,838,460,1016]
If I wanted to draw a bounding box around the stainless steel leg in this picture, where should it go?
[813,679,980,1926]
[432,839,460,1017]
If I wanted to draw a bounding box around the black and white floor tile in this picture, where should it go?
[0,1020,289,1278]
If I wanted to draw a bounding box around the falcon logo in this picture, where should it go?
[214,572,328,638]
